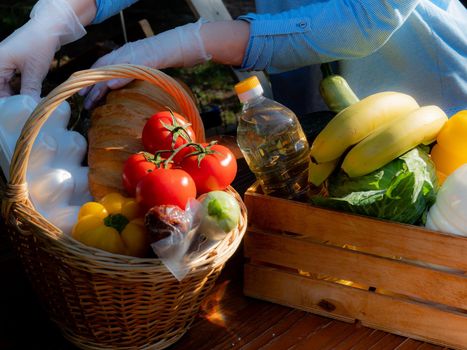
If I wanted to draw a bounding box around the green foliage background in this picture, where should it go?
[0,1,35,39]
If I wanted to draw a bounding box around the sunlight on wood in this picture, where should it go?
[200,280,230,327]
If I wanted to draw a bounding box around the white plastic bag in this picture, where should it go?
[0,95,92,234]
[149,199,216,281]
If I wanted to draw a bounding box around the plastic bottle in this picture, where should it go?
[234,76,310,199]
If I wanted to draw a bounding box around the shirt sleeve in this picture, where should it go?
[238,0,421,74]
[92,0,140,24]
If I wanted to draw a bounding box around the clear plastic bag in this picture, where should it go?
[148,191,241,281]
[149,199,215,281]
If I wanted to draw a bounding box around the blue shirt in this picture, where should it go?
[93,0,466,116]
[93,0,138,24]
[240,0,467,116]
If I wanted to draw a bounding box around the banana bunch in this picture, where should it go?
[308,63,359,186]
[341,105,448,177]
[309,77,448,185]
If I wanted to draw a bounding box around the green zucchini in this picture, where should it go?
[319,63,359,113]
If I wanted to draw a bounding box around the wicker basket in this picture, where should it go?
[1,64,247,350]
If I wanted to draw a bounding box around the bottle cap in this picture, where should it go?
[234,76,264,103]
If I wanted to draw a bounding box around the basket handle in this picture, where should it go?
[4,64,205,209]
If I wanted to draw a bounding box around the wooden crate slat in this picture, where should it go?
[244,264,467,350]
[244,189,467,271]
[244,228,467,311]
[185,0,233,20]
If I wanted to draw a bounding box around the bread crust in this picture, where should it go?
[87,80,189,200]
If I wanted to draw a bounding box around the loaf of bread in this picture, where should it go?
[87,80,191,200]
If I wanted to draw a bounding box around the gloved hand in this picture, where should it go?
[81,19,211,109]
[0,0,86,100]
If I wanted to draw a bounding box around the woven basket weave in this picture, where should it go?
[1,64,247,350]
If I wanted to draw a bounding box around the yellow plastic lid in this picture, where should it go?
[234,76,264,103]
[234,76,261,95]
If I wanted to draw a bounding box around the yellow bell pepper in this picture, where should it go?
[430,110,467,184]
[72,193,149,257]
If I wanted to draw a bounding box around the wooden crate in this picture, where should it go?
[243,182,467,350]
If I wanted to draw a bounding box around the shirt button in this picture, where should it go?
[297,21,307,29]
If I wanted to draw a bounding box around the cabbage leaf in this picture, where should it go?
[309,147,438,224]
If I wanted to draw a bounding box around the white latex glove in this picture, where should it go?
[81,19,211,109]
[0,0,86,100]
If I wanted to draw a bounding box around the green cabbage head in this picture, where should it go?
[309,147,439,224]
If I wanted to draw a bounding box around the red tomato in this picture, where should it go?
[122,153,158,196]
[142,110,196,159]
[135,168,196,210]
[180,144,237,195]
[172,144,198,166]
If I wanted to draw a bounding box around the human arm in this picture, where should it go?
[0,0,98,100]
[0,0,141,100]
[86,0,420,79]
[201,20,250,66]
[82,0,420,106]
[239,0,421,73]
[81,19,250,108]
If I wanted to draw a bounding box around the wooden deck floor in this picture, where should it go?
[171,250,448,350]
[0,159,450,350]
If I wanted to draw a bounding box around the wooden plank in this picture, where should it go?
[181,301,273,349]
[417,344,449,350]
[211,305,291,350]
[244,188,467,271]
[185,0,233,21]
[243,313,331,350]
[291,321,357,350]
[138,19,154,37]
[395,338,429,350]
[244,228,467,310]
[184,0,274,99]
[239,310,309,350]
[368,334,406,350]
[332,327,380,350]
[244,264,467,350]
[344,330,388,350]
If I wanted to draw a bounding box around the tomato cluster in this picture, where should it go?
[122,110,237,211]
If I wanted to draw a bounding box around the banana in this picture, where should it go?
[308,64,357,186]
[310,91,420,163]
[308,157,340,186]
[342,105,448,178]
